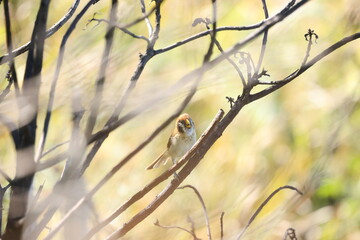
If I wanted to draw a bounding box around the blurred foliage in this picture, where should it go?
[0,0,360,239]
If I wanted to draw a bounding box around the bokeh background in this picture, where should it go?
[0,0,360,239]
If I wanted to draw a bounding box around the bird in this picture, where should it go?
[146,113,196,170]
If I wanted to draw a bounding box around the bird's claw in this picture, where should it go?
[173,172,180,181]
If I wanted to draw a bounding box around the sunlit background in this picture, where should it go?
[0,0,360,239]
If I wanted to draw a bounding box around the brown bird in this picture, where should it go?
[146,113,196,170]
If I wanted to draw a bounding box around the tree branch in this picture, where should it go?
[81,0,164,174]
[154,219,201,240]
[236,185,303,240]
[36,0,100,162]
[3,0,20,93]
[248,32,360,102]
[0,0,81,65]
[255,0,269,74]
[220,212,225,240]
[85,0,118,139]
[177,185,212,240]
[3,0,50,239]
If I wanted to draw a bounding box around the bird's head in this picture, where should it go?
[176,113,195,136]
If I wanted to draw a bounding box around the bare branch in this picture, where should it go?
[155,0,296,56]
[39,141,70,159]
[154,219,201,240]
[248,32,360,102]
[86,15,150,44]
[36,152,68,172]
[220,212,225,240]
[89,0,309,145]
[255,0,269,74]
[85,0,118,139]
[0,0,81,65]
[177,185,212,240]
[213,37,246,88]
[3,0,50,238]
[236,185,303,240]
[3,0,20,94]
[155,24,264,55]
[36,0,101,162]
[140,0,153,36]
[81,0,164,174]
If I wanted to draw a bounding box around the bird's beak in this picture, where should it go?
[185,119,191,128]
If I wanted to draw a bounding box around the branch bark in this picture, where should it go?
[2,0,50,239]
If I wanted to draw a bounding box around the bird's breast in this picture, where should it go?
[168,133,196,160]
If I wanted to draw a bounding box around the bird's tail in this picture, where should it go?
[146,151,170,170]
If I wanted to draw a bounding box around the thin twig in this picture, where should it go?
[36,152,68,171]
[140,0,153,37]
[255,0,269,74]
[200,0,246,87]
[119,0,161,29]
[154,219,201,240]
[213,37,246,88]
[3,0,20,95]
[86,16,150,44]
[187,216,199,239]
[248,32,360,102]
[81,0,164,174]
[88,0,307,146]
[155,24,265,55]
[0,0,81,65]
[236,185,303,240]
[220,212,225,240]
[35,0,99,162]
[85,0,118,139]
[40,141,70,159]
[178,185,212,240]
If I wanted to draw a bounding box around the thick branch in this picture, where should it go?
[3,0,50,239]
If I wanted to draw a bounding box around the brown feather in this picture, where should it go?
[146,150,170,170]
